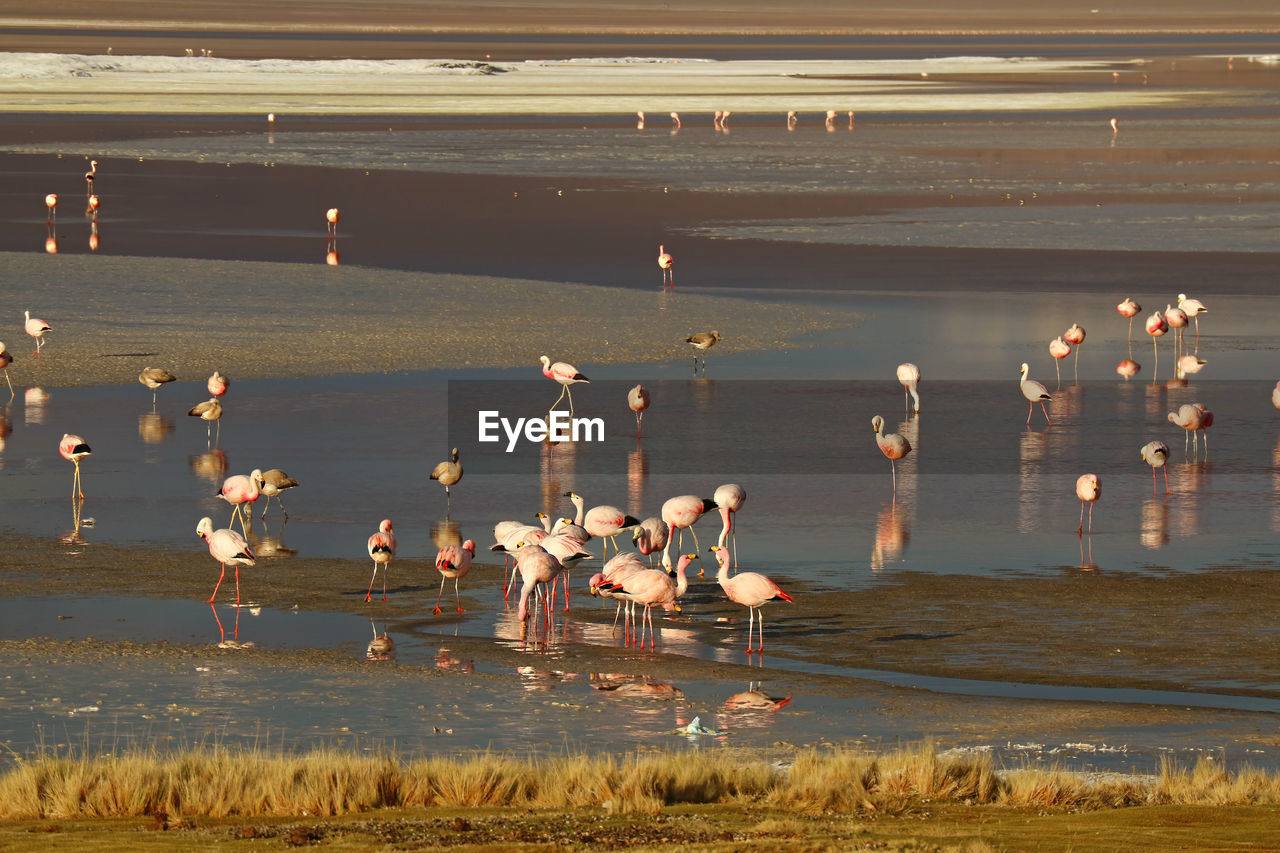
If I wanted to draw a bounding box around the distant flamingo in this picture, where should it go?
[1048,337,1072,389]
[1273,381,1280,411]
[685,330,721,374]
[896,362,921,414]
[661,494,717,572]
[366,519,396,602]
[1145,311,1169,382]
[825,109,837,129]
[1164,304,1188,363]
[44,194,57,223]
[628,384,650,435]
[1177,294,1207,348]
[219,469,262,535]
[24,310,50,358]
[1063,324,1085,383]
[714,483,747,569]
[198,516,256,603]
[657,244,674,288]
[540,355,589,415]
[1140,441,1170,494]
[1116,298,1141,344]
[786,110,797,128]
[712,545,791,654]
[188,397,223,443]
[84,160,97,194]
[59,433,90,500]
[669,111,681,129]
[1019,363,1052,426]
[1116,358,1140,380]
[138,367,176,406]
[1168,403,1212,461]
[0,342,13,398]
[430,447,463,510]
[86,194,99,215]
[871,415,912,493]
[207,370,229,397]
[434,539,476,614]
[326,207,340,238]
[1075,473,1100,535]
[636,110,645,129]
[1110,117,1119,133]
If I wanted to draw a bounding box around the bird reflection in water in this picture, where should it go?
[0,408,11,456]
[718,682,792,731]
[245,515,297,559]
[431,518,462,550]
[627,444,647,518]
[1140,498,1169,550]
[138,411,175,444]
[209,602,253,649]
[435,647,474,672]
[591,673,684,700]
[59,497,93,550]
[1078,532,1098,570]
[366,618,395,661]
[24,387,50,425]
[190,448,228,486]
[871,501,910,572]
[519,665,582,692]
[88,211,100,252]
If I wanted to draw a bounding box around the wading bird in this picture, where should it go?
[1140,441,1170,495]
[1048,337,1072,389]
[661,494,717,572]
[24,310,50,358]
[1116,297,1141,344]
[1177,293,1207,347]
[326,207,340,238]
[219,469,262,535]
[207,370,229,397]
[138,367,176,406]
[59,433,90,500]
[712,545,791,654]
[434,539,476,614]
[685,330,720,374]
[1019,363,1052,426]
[430,447,463,510]
[366,519,396,602]
[1076,473,1100,535]
[44,194,57,223]
[1168,403,1212,461]
[1063,324,1085,383]
[255,468,298,518]
[628,384,650,435]
[565,491,639,562]
[872,415,912,493]
[198,516,256,603]
[714,483,747,570]
[897,362,921,414]
[657,244,674,288]
[540,355,589,415]
[188,397,223,443]
[0,342,13,398]
[1145,311,1169,382]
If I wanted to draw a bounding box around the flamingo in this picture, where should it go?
[84,159,97,195]
[1048,337,1072,389]
[59,433,90,500]
[539,355,589,415]
[1140,441,1170,495]
[1117,358,1140,380]
[551,515,588,542]
[219,469,262,535]
[188,397,223,443]
[198,516,256,604]
[138,367,176,406]
[669,111,681,129]
[896,363,921,414]
[1164,304,1188,364]
[592,550,648,630]
[657,244,674,288]
[1168,403,1212,461]
[1176,294,1207,348]
[1075,473,1100,535]
[1176,354,1206,379]
[86,194,100,216]
[1116,298,1141,344]
[1110,117,1119,133]
[434,539,476,614]
[1019,363,1052,426]
[636,110,645,129]
[786,110,797,128]
[207,370,229,397]
[685,330,721,374]
[1063,324,1085,384]
[598,554,694,650]
[326,207,340,239]
[513,541,565,623]
[430,447,463,510]
[1273,381,1280,411]
[24,310,50,358]
[1145,311,1169,382]
[713,483,747,569]
[825,109,837,129]
[0,341,14,398]
[254,468,298,518]
[661,494,717,572]
[628,384,650,435]
[632,517,669,566]
[44,194,57,223]
[711,545,791,654]
[366,519,396,602]
[564,491,639,562]
[871,415,912,492]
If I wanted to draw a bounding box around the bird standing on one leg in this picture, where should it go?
[59,433,91,500]
[430,447,463,512]
[872,416,912,493]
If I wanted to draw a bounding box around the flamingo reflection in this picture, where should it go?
[189,448,228,486]
[871,501,910,572]
[209,602,253,649]
[367,618,395,661]
[138,411,175,444]
[245,515,297,559]
[1140,498,1169,550]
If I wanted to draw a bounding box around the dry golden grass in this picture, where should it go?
[3,742,1280,821]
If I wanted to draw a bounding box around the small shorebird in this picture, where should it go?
[540,355,589,415]
[897,362,921,414]
[59,433,91,500]
[198,516,256,604]
[1019,363,1052,426]
[872,415,912,493]
[255,468,299,518]
[138,367,176,406]
[430,447,463,510]
[686,330,720,374]
[24,310,50,358]
[366,519,396,602]
[627,384,650,435]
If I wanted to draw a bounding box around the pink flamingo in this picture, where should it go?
[0,342,14,398]
[514,541,565,623]
[24,310,50,358]
[219,469,262,535]
[536,531,593,610]
[1063,324,1085,383]
[326,207,340,239]
[896,362,921,414]
[44,194,57,223]
[661,493,717,572]
[712,545,791,654]
[366,518,396,602]
[786,110,797,129]
[598,554,694,650]
[1110,117,1119,133]
[657,244,674,288]
[1116,358,1140,380]
[1140,441,1170,495]
[198,516,256,603]
[669,111,681,129]
[1116,297,1141,344]
[1145,311,1169,382]
[1075,473,1100,535]
[872,415,912,492]
[84,160,97,195]
[1048,337,1072,390]
[1164,304,1188,364]
[539,355,589,415]
[430,447,463,510]
[207,370,229,397]
[591,551,648,631]
[565,491,639,561]
[434,539,476,614]
[636,110,645,129]
[1019,363,1052,426]
[1272,381,1280,411]
[59,433,90,500]
[714,483,747,569]
[1177,294,1207,348]
[631,516,669,566]
[628,384,650,435]
[86,194,99,215]
[1177,354,1206,379]
[1168,403,1212,461]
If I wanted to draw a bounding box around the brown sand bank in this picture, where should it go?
[1,252,858,388]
